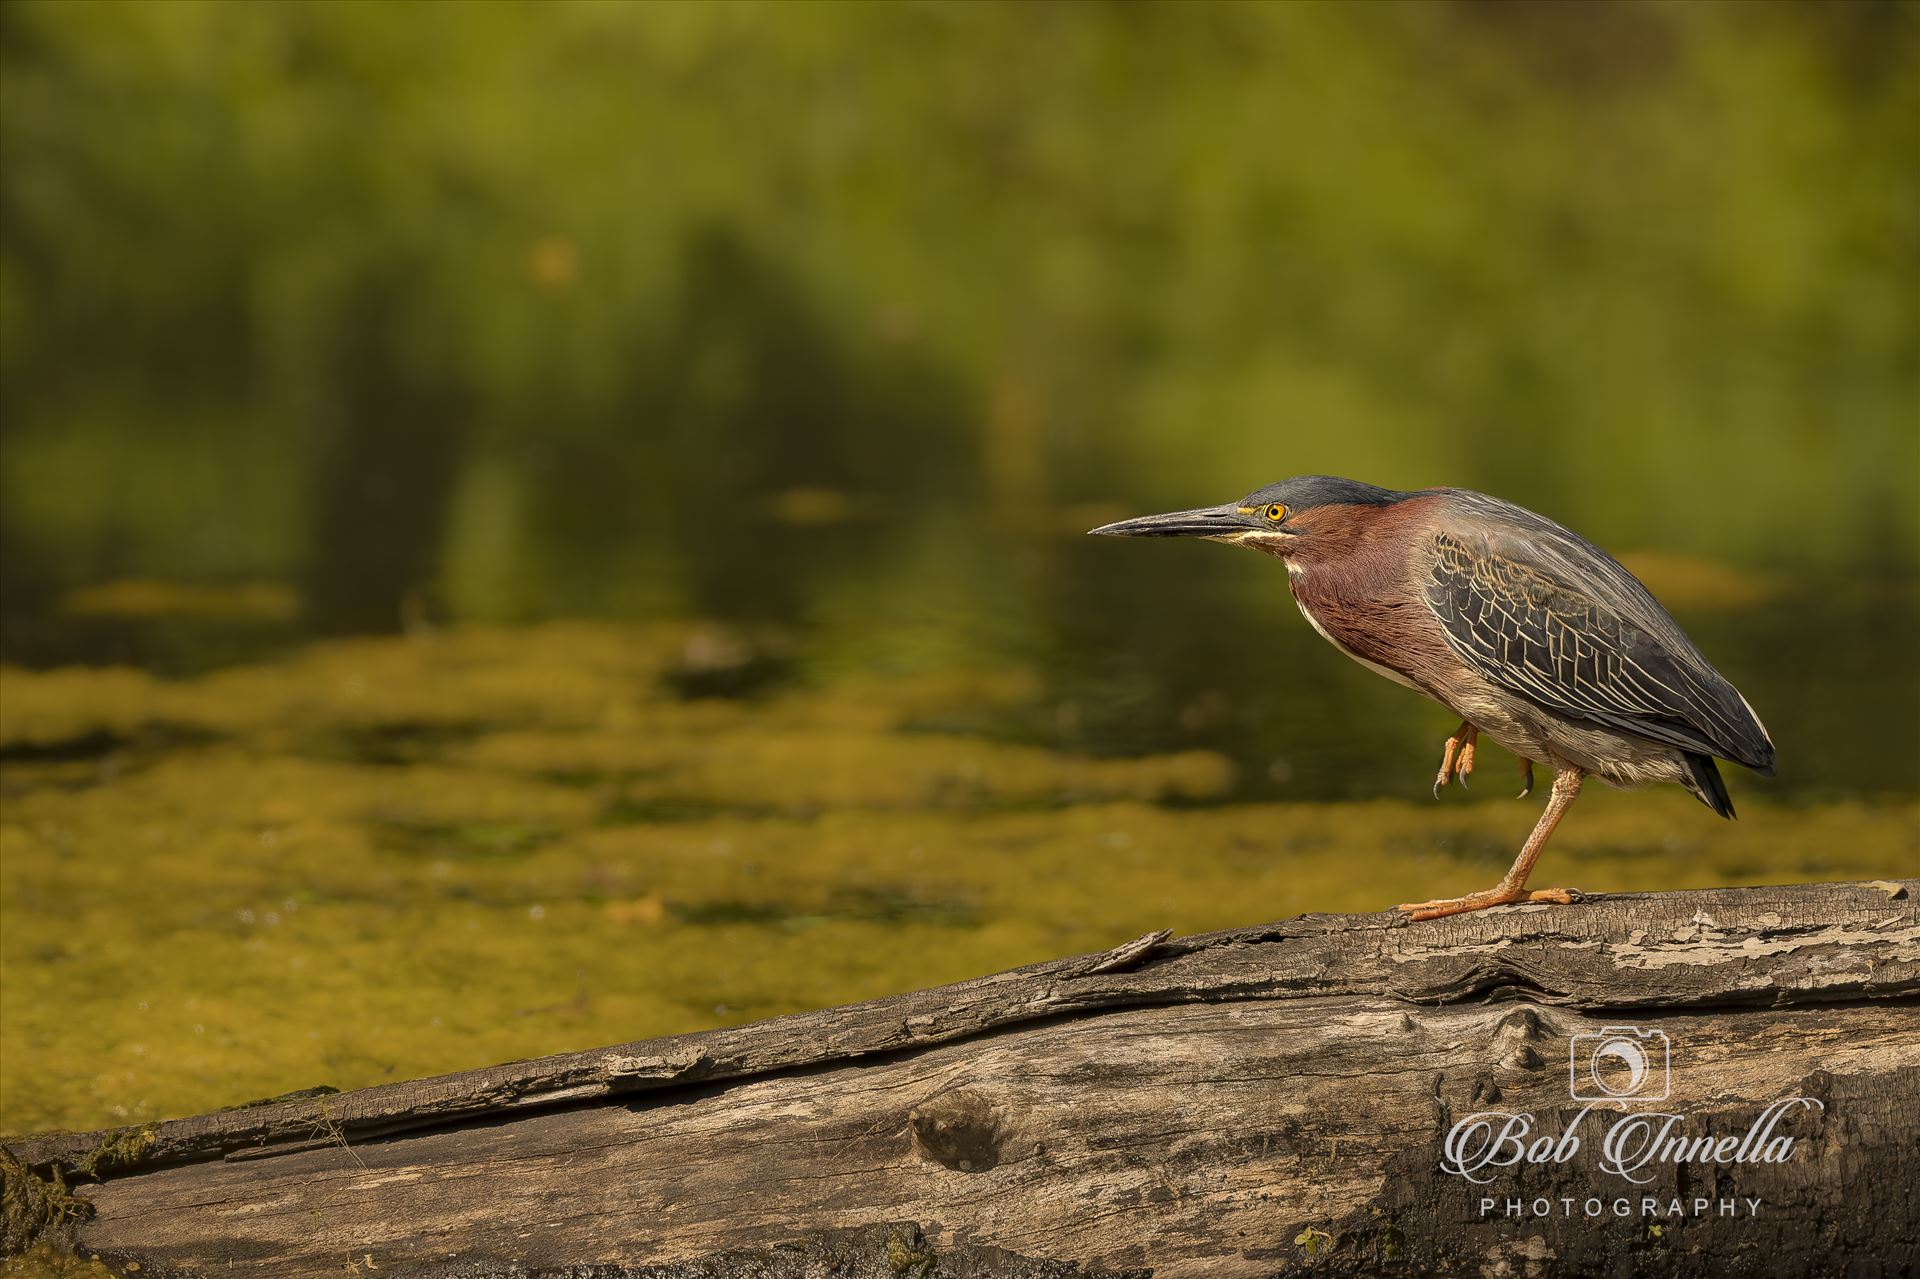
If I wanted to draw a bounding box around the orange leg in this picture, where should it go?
[1399,766,1584,921]
[1433,722,1479,798]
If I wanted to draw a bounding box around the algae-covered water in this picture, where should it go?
[3,616,1915,1138]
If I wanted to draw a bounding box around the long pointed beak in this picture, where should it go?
[1088,503,1253,537]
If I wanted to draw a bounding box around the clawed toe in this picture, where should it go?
[1396,891,1515,921]
[1396,885,1580,921]
[1433,722,1478,796]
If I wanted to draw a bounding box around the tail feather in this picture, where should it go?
[1684,752,1736,819]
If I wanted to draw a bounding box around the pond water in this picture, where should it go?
[3,593,1914,1137]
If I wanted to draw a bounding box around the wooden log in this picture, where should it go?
[5,880,1917,1277]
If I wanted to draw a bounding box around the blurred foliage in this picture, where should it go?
[0,0,1914,786]
[2,0,1915,638]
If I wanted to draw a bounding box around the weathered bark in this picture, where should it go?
[7,880,1917,1277]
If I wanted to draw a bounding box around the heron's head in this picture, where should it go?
[1088,476,1411,557]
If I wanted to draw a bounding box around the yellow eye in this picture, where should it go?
[1265,504,1287,522]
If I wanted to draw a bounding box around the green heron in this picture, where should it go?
[1091,476,1774,920]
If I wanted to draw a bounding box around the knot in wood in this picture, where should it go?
[1495,1008,1548,1040]
[1492,1006,1550,1069]
[908,1088,1005,1173]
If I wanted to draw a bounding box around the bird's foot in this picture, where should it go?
[1433,723,1478,797]
[1396,884,1580,922]
[1517,759,1535,799]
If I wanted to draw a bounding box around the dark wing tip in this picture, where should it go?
[1684,753,1737,820]
[1728,723,1776,777]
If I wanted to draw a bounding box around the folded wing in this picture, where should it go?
[1421,501,1774,774]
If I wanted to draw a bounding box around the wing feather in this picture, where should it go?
[1421,497,1774,772]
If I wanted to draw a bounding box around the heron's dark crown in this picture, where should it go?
[1239,475,1411,512]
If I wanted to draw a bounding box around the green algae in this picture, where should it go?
[886,1225,938,1277]
[0,1148,89,1256]
[73,1128,154,1181]
[0,1243,117,1279]
[2,623,1915,1137]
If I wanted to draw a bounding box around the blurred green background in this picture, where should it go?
[1,0,1917,1136]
